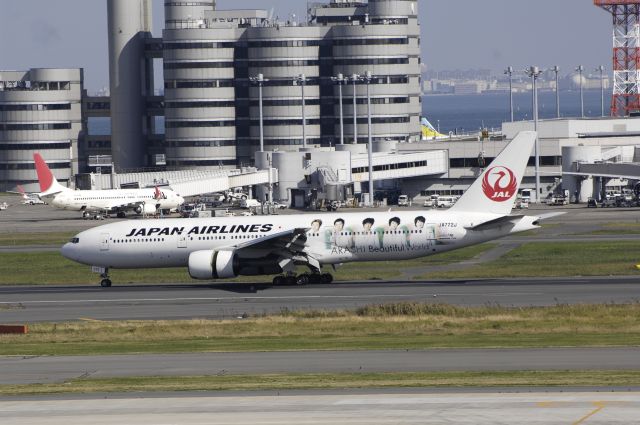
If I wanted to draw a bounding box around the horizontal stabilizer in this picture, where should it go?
[465,215,525,231]
[534,212,566,222]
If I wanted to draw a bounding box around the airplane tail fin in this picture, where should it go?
[450,131,536,215]
[153,186,164,200]
[33,153,68,196]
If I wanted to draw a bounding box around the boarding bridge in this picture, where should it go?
[81,167,276,197]
[351,150,448,183]
[573,162,640,180]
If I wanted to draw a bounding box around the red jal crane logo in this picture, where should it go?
[482,166,518,202]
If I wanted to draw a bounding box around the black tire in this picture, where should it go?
[309,274,322,284]
[321,273,334,284]
[100,279,112,288]
[296,275,310,285]
[285,276,298,286]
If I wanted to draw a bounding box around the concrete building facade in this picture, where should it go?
[0,68,85,192]
[161,0,422,169]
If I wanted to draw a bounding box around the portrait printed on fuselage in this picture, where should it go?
[330,218,354,248]
[354,217,379,248]
[381,216,410,248]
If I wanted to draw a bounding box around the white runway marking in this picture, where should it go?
[0,292,544,305]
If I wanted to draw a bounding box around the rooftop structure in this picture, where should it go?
[148,0,421,170]
[0,68,85,192]
[594,0,640,116]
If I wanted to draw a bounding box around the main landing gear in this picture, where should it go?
[100,268,112,288]
[272,273,333,286]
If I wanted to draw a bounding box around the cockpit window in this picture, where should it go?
[70,238,80,244]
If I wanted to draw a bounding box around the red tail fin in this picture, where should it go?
[154,186,162,200]
[33,153,54,193]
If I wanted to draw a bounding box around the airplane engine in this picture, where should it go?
[135,203,157,215]
[188,250,283,280]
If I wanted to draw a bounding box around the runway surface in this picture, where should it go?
[1,277,640,323]
[2,347,640,385]
[2,391,640,424]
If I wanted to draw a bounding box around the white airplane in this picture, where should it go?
[62,132,555,287]
[6,185,46,205]
[34,153,185,219]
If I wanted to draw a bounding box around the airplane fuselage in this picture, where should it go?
[46,188,183,213]
[62,210,538,271]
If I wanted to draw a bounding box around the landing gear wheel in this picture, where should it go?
[99,268,111,288]
[308,274,322,284]
[285,276,298,286]
[272,275,285,285]
[296,274,310,285]
[117,212,126,218]
[321,273,334,284]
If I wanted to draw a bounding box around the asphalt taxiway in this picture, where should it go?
[2,347,640,385]
[2,391,640,424]
[1,277,639,322]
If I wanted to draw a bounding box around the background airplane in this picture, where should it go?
[62,132,557,287]
[6,185,46,205]
[421,117,447,139]
[34,153,184,219]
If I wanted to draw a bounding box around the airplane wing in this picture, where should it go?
[222,228,309,253]
[218,227,317,270]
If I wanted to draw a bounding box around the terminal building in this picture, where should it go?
[5,1,640,205]
[165,0,422,167]
[0,68,86,191]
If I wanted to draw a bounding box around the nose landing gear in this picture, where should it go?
[99,268,112,287]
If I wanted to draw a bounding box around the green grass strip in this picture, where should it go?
[421,241,640,279]
[0,232,77,247]
[2,370,640,396]
[3,303,640,356]
[0,243,495,285]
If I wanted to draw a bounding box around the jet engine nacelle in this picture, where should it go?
[188,250,283,280]
[189,250,238,280]
[135,203,157,215]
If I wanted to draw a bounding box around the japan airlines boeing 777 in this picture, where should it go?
[62,132,552,287]
[34,153,184,218]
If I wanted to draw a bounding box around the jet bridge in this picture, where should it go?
[78,167,276,197]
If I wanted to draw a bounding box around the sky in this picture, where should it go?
[0,0,612,93]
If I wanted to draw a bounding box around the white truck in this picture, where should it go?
[240,198,261,209]
[397,195,410,207]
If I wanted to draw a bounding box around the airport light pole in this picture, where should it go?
[331,73,346,145]
[504,66,514,122]
[551,65,560,119]
[526,66,542,203]
[349,73,360,144]
[249,73,268,152]
[596,65,605,117]
[294,74,307,148]
[576,65,585,118]
[363,71,375,207]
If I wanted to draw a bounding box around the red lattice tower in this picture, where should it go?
[595,0,640,116]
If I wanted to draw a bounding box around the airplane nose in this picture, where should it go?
[61,243,76,261]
